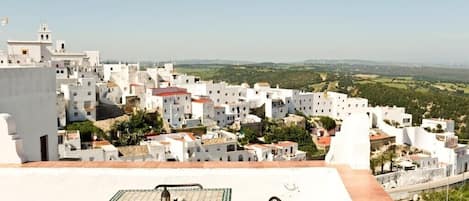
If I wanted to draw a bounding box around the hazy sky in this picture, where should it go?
[1,0,469,63]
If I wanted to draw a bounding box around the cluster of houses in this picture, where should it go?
[0,24,468,179]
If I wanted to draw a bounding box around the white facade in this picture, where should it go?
[145,87,192,128]
[0,113,25,163]
[60,77,97,122]
[58,130,118,161]
[326,113,371,169]
[56,92,67,128]
[371,106,412,127]
[422,118,455,133]
[0,66,58,161]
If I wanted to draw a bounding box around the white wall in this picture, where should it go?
[0,67,58,161]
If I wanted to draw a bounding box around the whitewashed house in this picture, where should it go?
[60,77,97,122]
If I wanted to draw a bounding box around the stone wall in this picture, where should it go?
[376,167,446,190]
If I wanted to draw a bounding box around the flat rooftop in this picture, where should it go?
[0,161,391,201]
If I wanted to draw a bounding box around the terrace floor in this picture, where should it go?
[0,161,391,201]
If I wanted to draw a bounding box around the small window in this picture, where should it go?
[87,111,91,116]
[73,92,77,96]
[22,49,28,55]
[88,91,92,96]
[74,112,78,116]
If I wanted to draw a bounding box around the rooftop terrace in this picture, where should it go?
[0,161,391,201]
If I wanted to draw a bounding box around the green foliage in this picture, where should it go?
[239,127,260,145]
[176,64,469,140]
[110,110,163,146]
[65,121,105,142]
[264,125,319,158]
[319,116,337,131]
[420,183,469,201]
[354,83,469,139]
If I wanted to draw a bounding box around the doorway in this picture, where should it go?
[40,135,49,161]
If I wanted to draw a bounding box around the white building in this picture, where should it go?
[0,66,58,161]
[1,24,100,69]
[145,87,192,128]
[422,118,455,133]
[371,106,412,127]
[58,130,118,161]
[191,97,215,125]
[56,92,67,128]
[60,77,97,122]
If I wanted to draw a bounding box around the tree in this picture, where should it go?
[370,157,379,175]
[65,121,105,142]
[264,125,319,158]
[239,127,259,145]
[319,116,336,131]
[110,110,163,146]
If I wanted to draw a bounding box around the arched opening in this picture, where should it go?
[238,155,243,161]
[41,34,44,40]
[46,35,49,40]
[61,43,65,50]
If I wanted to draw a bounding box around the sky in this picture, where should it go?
[1,0,469,64]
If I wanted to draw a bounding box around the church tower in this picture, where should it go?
[37,24,52,42]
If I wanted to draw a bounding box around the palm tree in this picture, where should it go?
[370,157,379,175]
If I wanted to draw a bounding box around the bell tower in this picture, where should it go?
[37,24,51,42]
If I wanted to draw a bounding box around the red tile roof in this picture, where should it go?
[317,136,331,145]
[192,98,212,103]
[156,91,190,97]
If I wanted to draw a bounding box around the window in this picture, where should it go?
[22,49,28,55]
[88,82,91,86]
[209,90,212,94]
[16,60,20,64]
[88,91,92,96]
[87,111,91,116]
[167,119,170,122]
[73,92,77,96]
[0,60,3,64]
[46,35,49,40]
[74,112,78,116]
[217,90,220,94]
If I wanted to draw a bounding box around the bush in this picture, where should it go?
[65,121,105,142]
[319,116,336,131]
